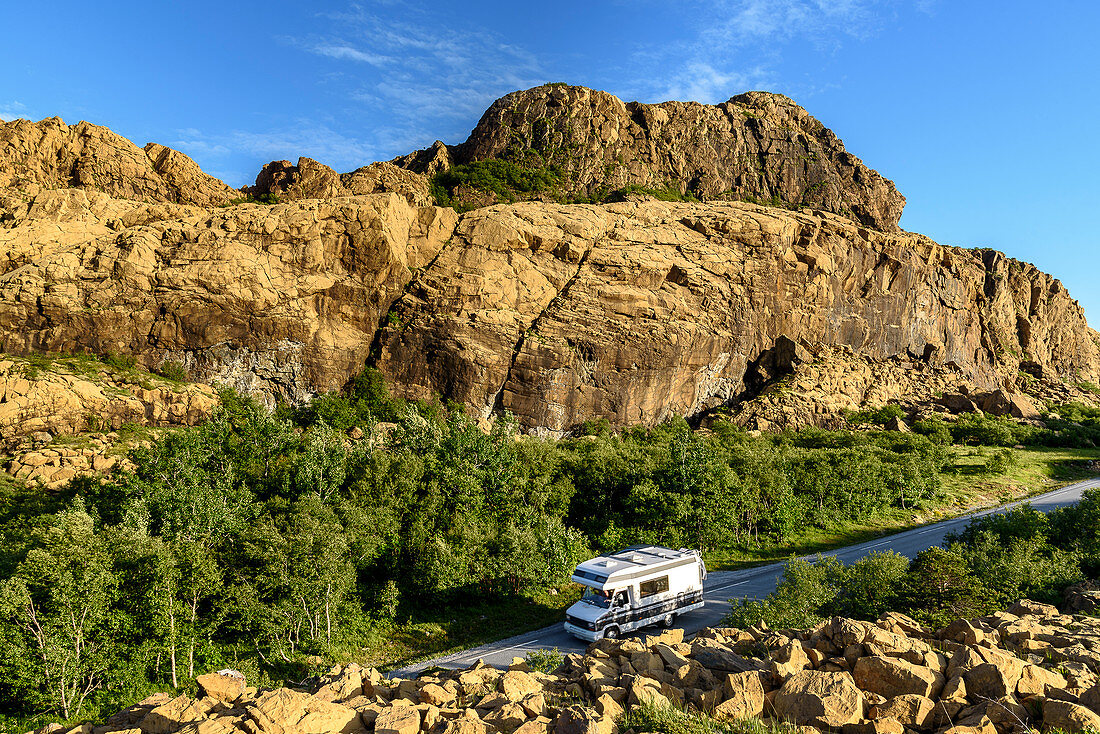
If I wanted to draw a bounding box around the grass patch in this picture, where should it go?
[346,584,581,672]
[623,701,794,734]
[221,193,279,207]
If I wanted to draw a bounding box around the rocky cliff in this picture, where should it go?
[0,117,238,215]
[248,157,433,207]
[0,100,1096,434]
[27,602,1100,734]
[403,85,906,232]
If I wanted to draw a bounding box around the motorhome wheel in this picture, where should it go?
[662,613,675,628]
[603,626,620,640]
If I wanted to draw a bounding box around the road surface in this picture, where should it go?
[390,476,1099,677]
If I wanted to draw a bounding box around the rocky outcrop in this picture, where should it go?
[0,188,456,405]
[0,181,1095,433]
[0,116,238,214]
[32,602,1100,734]
[0,354,217,486]
[406,85,905,232]
[249,157,433,207]
[0,356,217,445]
[374,201,1100,434]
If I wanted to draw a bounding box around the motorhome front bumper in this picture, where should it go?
[563,621,599,641]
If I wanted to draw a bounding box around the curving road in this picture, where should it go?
[390,477,1099,677]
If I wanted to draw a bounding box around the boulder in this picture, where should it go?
[196,671,245,704]
[248,688,362,734]
[774,671,865,729]
[419,683,455,707]
[1042,699,1100,732]
[770,641,811,680]
[1006,599,1059,617]
[314,667,362,702]
[853,656,944,699]
[714,672,765,720]
[964,663,1019,700]
[138,695,195,734]
[690,639,763,673]
[870,694,934,729]
[373,704,421,734]
[500,671,541,701]
[841,719,904,734]
[1080,683,1100,714]
[554,706,605,734]
[1016,664,1067,697]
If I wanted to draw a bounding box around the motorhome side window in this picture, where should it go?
[639,576,669,597]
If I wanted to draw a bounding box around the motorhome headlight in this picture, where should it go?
[566,614,596,631]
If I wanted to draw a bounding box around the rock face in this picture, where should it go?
[39,603,1100,734]
[0,186,456,405]
[0,356,217,444]
[0,116,238,214]
[0,354,218,486]
[374,201,1100,434]
[0,98,1097,433]
[406,85,905,232]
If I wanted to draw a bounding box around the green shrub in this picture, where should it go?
[431,158,561,209]
[100,352,137,371]
[524,647,563,674]
[828,550,909,619]
[950,412,1035,447]
[845,404,905,426]
[726,555,847,629]
[913,415,952,445]
[155,360,189,383]
[898,547,996,628]
[222,193,279,206]
[603,183,698,203]
[984,448,1016,474]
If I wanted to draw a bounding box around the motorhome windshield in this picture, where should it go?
[579,588,612,608]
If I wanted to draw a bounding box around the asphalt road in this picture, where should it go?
[390,476,1100,677]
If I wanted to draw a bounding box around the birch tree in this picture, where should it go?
[0,506,116,719]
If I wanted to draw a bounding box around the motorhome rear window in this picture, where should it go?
[574,570,609,584]
[639,576,670,597]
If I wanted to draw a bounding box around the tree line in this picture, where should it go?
[727,493,1100,631]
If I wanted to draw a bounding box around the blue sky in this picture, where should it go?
[2,1,1097,322]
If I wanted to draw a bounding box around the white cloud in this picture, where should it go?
[629,0,916,103]
[285,5,548,152]
[0,100,29,121]
[308,43,392,66]
[658,62,773,105]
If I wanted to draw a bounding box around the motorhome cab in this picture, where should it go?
[564,545,707,641]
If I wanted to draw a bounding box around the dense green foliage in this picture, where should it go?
[845,404,905,427]
[0,370,953,724]
[221,193,279,207]
[603,184,699,203]
[728,493,1100,630]
[430,158,562,210]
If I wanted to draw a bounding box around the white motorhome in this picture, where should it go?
[563,545,707,641]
